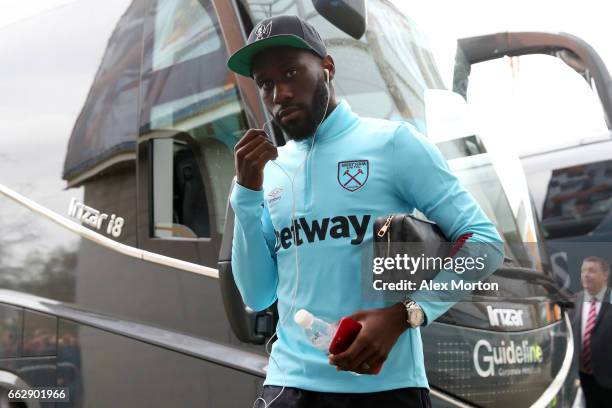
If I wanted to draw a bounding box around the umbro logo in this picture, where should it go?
[267,187,283,206]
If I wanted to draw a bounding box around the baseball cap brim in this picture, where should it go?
[227,34,316,77]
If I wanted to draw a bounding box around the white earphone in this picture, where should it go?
[254,66,331,408]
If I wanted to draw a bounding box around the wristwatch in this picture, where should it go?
[402,299,425,328]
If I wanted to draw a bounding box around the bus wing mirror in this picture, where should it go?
[312,0,367,39]
[494,266,575,309]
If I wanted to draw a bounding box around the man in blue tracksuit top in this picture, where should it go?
[227,15,504,407]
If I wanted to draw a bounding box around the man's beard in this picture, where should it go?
[274,76,329,142]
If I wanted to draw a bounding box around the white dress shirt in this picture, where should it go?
[581,287,607,344]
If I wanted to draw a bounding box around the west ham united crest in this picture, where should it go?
[338,160,369,192]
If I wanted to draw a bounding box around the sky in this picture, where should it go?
[0,0,77,29]
[392,0,612,155]
[0,0,130,263]
[392,0,612,75]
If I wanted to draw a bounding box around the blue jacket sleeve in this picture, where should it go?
[229,181,279,311]
[392,124,505,325]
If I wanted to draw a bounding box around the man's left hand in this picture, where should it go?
[328,303,409,375]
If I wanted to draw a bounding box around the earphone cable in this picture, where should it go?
[253,71,330,408]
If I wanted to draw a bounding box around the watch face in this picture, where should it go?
[410,308,424,326]
[415,309,424,324]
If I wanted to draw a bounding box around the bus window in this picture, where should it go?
[152,138,211,238]
[0,304,22,359]
[542,159,612,239]
[140,0,249,241]
[448,153,542,271]
[150,0,221,71]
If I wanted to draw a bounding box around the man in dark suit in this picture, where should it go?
[571,256,612,408]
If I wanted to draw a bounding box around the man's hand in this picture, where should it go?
[234,129,278,190]
[328,303,410,375]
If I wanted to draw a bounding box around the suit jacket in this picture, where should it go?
[571,287,612,388]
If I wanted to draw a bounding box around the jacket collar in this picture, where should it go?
[293,99,359,149]
[584,286,608,303]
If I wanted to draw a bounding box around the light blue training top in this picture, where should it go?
[230,99,504,393]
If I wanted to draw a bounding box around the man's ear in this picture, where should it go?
[322,55,336,81]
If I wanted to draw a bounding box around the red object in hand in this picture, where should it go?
[329,317,382,374]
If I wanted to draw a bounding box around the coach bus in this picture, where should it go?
[2,0,611,406]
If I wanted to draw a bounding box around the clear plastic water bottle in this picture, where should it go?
[294,309,337,351]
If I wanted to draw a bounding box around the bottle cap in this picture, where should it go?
[294,309,314,329]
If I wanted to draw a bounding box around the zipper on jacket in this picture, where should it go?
[377,215,393,258]
[303,145,314,212]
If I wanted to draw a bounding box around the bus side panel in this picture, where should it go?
[57,319,262,407]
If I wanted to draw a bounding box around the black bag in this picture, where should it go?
[373,214,450,291]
